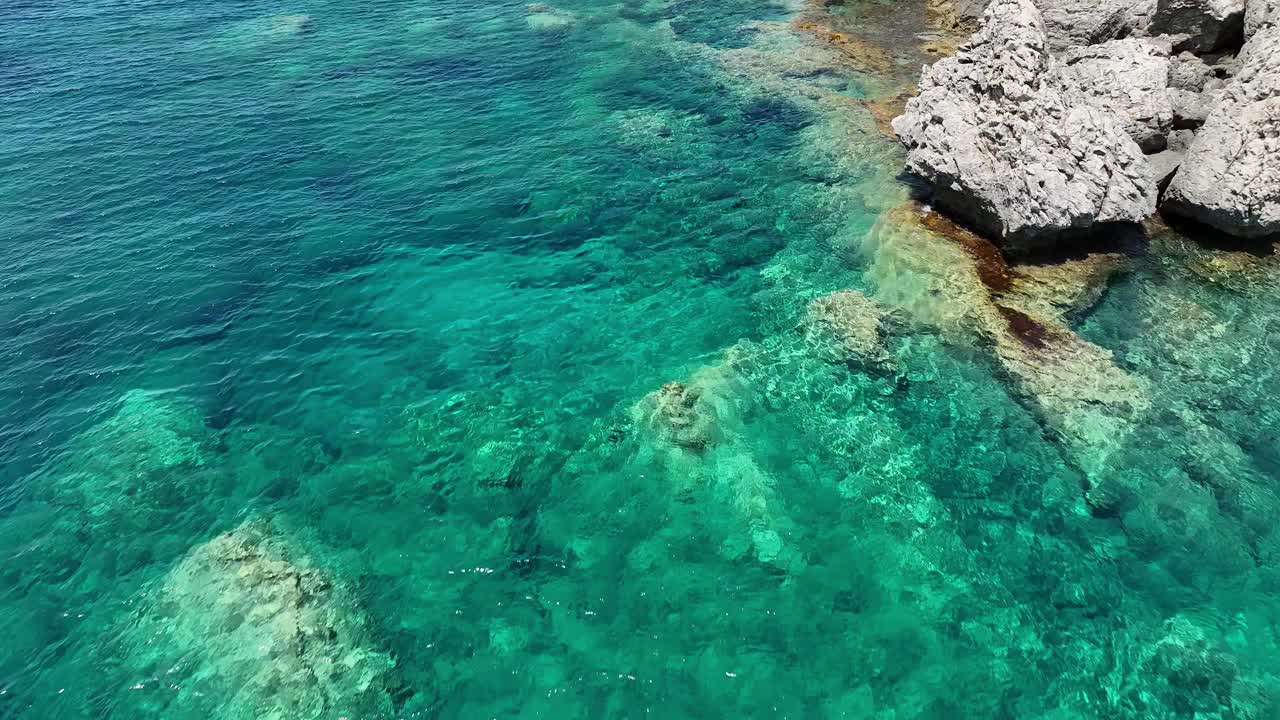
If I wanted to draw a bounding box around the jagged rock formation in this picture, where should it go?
[1059,38,1174,151]
[903,0,1277,243]
[1037,0,1157,50]
[1150,0,1246,52]
[1162,20,1280,237]
[1247,0,1280,40]
[933,0,1159,49]
[892,0,1157,252]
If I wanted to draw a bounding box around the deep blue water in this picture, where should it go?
[4,0,1280,717]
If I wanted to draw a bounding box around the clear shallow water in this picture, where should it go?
[3,0,1280,717]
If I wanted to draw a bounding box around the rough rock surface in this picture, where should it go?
[1060,38,1174,151]
[1170,86,1225,127]
[892,0,1157,252]
[1247,0,1280,39]
[1169,50,1219,90]
[933,0,1158,49]
[1163,25,1280,237]
[1147,128,1197,188]
[1151,0,1246,52]
[116,521,399,720]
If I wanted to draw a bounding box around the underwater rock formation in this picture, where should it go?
[525,2,577,31]
[636,380,720,451]
[928,0,990,32]
[1162,20,1280,237]
[792,18,895,74]
[43,390,211,545]
[892,0,1157,252]
[803,290,895,368]
[113,520,398,720]
[1001,251,1129,320]
[980,304,1151,472]
[863,204,1148,480]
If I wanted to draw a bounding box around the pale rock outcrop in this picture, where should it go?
[1167,51,1233,128]
[1170,85,1225,126]
[1147,128,1196,189]
[932,0,1157,49]
[1169,50,1218,90]
[892,0,1158,252]
[1162,24,1280,237]
[1247,0,1280,40]
[1060,38,1174,151]
[1038,0,1155,50]
[1151,0,1246,52]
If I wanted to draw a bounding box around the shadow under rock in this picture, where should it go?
[1157,212,1280,256]
[897,169,1152,264]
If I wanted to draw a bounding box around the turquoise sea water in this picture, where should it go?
[5,0,1280,717]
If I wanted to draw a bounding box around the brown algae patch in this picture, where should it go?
[994,304,1050,349]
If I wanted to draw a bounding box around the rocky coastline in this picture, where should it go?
[893,0,1279,249]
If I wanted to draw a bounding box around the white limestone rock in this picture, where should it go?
[892,0,1158,251]
[1151,0,1247,52]
[1060,38,1175,151]
[1162,24,1280,237]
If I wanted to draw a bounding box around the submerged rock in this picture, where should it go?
[636,381,719,451]
[525,2,576,31]
[115,521,398,720]
[892,0,1157,252]
[928,0,991,32]
[1059,38,1174,151]
[803,290,895,368]
[1002,252,1130,320]
[1162,24,1280,238]
[792,18,895,74]
[863,205,1147,483]
[980,304,1150,469]
[45,390,210,540]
